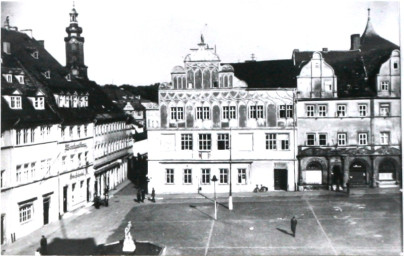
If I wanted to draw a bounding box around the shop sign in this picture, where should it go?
[65,142,87,151]
[70,169,88,179]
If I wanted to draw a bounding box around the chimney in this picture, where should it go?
[37,40,45,48]
[350,34,360,50]
[322,48,328,52]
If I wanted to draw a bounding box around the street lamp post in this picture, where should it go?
[211,175,218,220]
[229,128,233,210]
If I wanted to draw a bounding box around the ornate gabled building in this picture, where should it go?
[1,6,133,245]
[148,37,298,194]
[295,9,401,190]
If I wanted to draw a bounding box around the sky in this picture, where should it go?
[1,0,401,86]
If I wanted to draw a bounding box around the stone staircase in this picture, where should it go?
[377,180,400,188]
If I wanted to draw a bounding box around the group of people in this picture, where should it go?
[136,187,155,203]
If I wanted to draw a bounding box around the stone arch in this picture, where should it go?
[195,69,202,89]
[349,158,370,185]
[378,157,399,180]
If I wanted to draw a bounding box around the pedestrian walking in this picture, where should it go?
[136,188,141,203]
[291,216,297,237]
[40,235,47,255]
[151,188,155,202]
[141,188,145,202]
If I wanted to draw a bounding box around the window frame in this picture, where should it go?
[358,132,368,145]
[337,104,346,117]
[381,81,389,91]
[266,133,277,150]
[318,105,327,117]
[201,168,211,185]
[181,134,193,150]
[198,134,212,151]
[319,133,327,146]
[359,104,367,117]
[306,105,314,117]
[380,103,390,117]
[307,133,315,146]
[183,169,192,184]
[19,203,34,223]
[337,133,347,146]
[380,132,390,145]
[219,168,229,184]
[217,133,229,150]
[166,169,174,184]
[237,168,247,184]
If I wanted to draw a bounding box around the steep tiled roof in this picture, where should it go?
[226,60,298,89]
[1,28,126,130]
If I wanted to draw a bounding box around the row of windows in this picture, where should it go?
[169,105,294,121]
[16,126,51,145]
[95,122,126,136]
[95,138,132,159]
[2,74,24,84]
[165,168,247,185]
[15,159,51,185]
[305,103,391,117]
[54,94,89,108]
[179,133,290,151]
[305,132,390,146]
[61,152,89,170]
[8,95,44,110]
[61,125,89,139]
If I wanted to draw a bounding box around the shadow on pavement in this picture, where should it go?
[197,192,229,209]
[47,237,98,255]
[189,204,213,219]
[276,228,293,237]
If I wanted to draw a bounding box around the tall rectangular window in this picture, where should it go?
[30,162,36,179]
[337,133,347,146]
[318,105,327,117]
[30,128,35,143]
[199,134,211,150]
[181,134,193,150]
[380,132,389,145]
[23,129,29,144]
[229,106,236,119]
[337,105,346,117]
[16,129,21,145]
[16,165,22,183]
[201,168,210,184]
[77,126,81,138]
[19,204,33,223]
[319,134,327,146]
[10,96,21,109]
[184,169,192,184]
[217,134,229,150]
[380,104,390,116]
[359,133,368,145]
[306,105,314,117]
[69,126,73,137]
[171,107,184,120]
[359,104,367,117]
[84,125,88,136]
[266,133,277,150]
[286,105,293,118]
[279,105,286,118]
[166,169,174,184]
[238,168,247,184]
[381,81,389,91]
[219,168,228,184]
[279,133,289,150]
[307,134,315,146]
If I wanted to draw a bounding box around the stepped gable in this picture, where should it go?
[1,28,126,127]
[227,59,298,89]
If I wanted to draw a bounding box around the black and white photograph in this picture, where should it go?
[0,0,402,255]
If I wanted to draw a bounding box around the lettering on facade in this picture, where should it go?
[70,169,88,179]
[65,142,87,151]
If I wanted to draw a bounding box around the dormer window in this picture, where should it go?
[3,42,10,54]
[31,50,39,59]
[43,70,50,79]
[10,96,22,109]
[34,97,45,110]
[65,74,71,82]
[15,75,24,84]
[394,62,398,69]
[381,81,389,91]
[3,74,12,83]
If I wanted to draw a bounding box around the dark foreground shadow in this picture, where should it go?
[98,240,163,255]
[44,237,163,255]
[276,228,293,237]
[189,204,213,219]
[46,238,98,255]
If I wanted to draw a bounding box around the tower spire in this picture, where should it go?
[362,7,376,38]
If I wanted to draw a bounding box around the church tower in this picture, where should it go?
[64,4,87,79]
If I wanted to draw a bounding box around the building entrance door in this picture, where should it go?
[349,161,367,185]
[43,197,50,225]
[63,186,68,213]
[274,169,287,190]
[86,178,90,202]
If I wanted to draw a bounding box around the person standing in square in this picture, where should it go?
[291,216,297,237]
